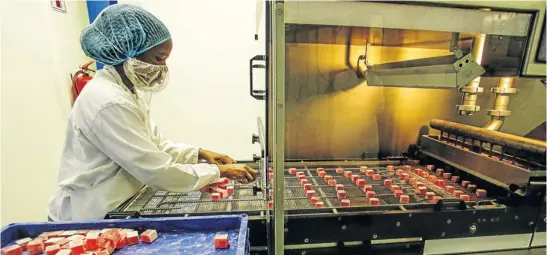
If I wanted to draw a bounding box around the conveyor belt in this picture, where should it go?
[279,165,491,209]
[115,164,496,218]
[123,179,265,217]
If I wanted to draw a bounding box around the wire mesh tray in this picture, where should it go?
[122,185,265,217]
[116,164,494,217]
[273,164,494,210]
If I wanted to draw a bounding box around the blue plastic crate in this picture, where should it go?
[1,214,249,255]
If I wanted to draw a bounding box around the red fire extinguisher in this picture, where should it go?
[71,61,95,104]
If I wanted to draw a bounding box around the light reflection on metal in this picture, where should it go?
[484,77,516,131]
[420,135,531,188]
[365,53,485,89]
[457,34,486,115]
[362,30,485,89]
[283,25,543,159]
[430,119,546,157]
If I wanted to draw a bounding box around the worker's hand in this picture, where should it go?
[199,149,236,165]
[218,164,258,184]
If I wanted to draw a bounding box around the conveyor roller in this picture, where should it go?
[430,119,546,158]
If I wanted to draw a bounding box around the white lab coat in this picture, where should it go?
[48,66,220,221]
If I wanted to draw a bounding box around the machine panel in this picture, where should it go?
[266,1,545,254]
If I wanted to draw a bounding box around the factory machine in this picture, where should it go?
[108,1,547,254]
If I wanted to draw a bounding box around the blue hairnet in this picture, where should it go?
[80,4,171,66]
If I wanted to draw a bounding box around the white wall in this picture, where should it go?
[119,0,266,160]
[0,1,90,225]
[0,0,265,225]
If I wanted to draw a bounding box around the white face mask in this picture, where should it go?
[123,58,169,92]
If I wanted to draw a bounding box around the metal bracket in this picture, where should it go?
[366,52,484,89]
[252,134,260,144]
[487,109,512,117]
[459,86,484,93]
[452,54,477,71]
[449,32,463,59]
[491,87,517,94]
[452,48,464,59]
[433,199,467,212]
[456,105,481,112]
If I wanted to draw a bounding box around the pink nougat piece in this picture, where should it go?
[27,240,45,255]
[140,229,158,243]
[126,231,140,245]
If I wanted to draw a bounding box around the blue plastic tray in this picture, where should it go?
[1,215,249,255]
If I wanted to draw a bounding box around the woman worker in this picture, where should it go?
[49,4,257,221]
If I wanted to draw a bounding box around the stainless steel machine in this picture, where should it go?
[108,1,546,254]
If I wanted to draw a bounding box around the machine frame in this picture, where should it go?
[266,1,546,254]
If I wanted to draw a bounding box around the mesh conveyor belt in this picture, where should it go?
[125,183,265,216]
[118,164,496,217]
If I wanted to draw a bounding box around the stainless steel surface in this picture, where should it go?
[531,232,546,248]
[449,32,460,53]
[285,238,422,250]
[370,237,423,245]
[281,1,546,160]
[257,116,266,153]
[484,117,505,132]
[457,78,483,114]
[286,242,545,254]
[417,1,544,77]
[484,77,516,131]
[365,53,485,89]
[284,1,532,36]
[272,3,545,254]
[420,135,532,188]
[257,117,269,236]
[283,161,404,168]
[480,35,529,77]
[472,248,546,255]
[457,34,485,115]
[285,0,545,76]
[284,55,545,159]
[423,233,533,255]
[272,2,286,254]
[286,25,477,50]
[284,243,339,250]
[430,119,547,157]
[283,27,545,159]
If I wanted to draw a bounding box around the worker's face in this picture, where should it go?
[136,39,173,65]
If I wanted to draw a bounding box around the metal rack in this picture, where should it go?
[112,164,496,216]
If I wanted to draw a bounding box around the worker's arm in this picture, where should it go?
[88,103,220,192]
